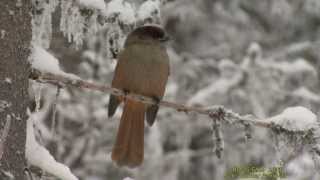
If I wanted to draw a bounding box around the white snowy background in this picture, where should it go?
[27,0,320,180]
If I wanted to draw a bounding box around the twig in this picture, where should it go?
[29,68,272,128]
[270,40,320,60]
[50,86,60,140]
[209,110,224,158]
[24,168,34,180]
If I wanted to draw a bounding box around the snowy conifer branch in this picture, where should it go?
[30,68,273,128]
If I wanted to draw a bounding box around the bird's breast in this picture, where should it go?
[112,44,169,98]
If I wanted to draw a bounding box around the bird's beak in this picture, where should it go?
[160,35,171,42]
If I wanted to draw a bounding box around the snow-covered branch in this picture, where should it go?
[29,69,319,134]
[26,108,79,180]
[30,69,269,126]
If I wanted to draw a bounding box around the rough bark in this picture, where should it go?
[0,0,31,179]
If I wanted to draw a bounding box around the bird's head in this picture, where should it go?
[124,25,170,46]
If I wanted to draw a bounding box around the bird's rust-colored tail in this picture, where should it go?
[111,100,145,167]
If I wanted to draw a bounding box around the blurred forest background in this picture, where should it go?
[30,0,320,179]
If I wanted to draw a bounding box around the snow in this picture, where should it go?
[8,10,14,15]
[26,110,79,180]
[104,0,136,24]
[30,46,79,79]
[60,1,86,47]
[286,153,316,179]
[187,59,243,105]
[4,78,12,84]
[137,0,161,21]
[31,0,58,48]
[31,46,59,74]
[123,177,134,180]
[292,87,320,102]
[0,100,11,112]
[187,79,230,105]
[269,106,318,131]
[147,123,163,157]
[1,171,14,179]
[277,58,317,75]
[78,0,106,11]
[247,42,262,58]
[1,29,5,39]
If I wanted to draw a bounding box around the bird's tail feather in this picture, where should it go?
[111,100,145,167]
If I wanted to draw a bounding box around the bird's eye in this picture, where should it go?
[159,35,171,42]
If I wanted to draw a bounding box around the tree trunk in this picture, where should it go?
[0,0,31,179]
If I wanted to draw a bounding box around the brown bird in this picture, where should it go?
[108,25,170,167]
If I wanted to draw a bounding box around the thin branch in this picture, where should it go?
[270,40,320,60]
[29,68,270,128]
[51,86,60,140]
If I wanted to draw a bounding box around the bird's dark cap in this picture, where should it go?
[130,24,169,41]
